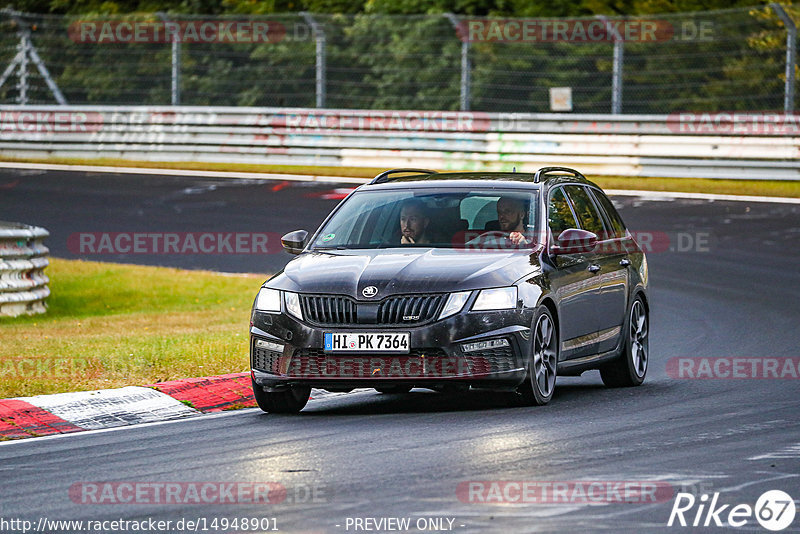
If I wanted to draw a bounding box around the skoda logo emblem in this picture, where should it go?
[362,286,378,298]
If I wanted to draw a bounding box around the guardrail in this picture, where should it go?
[0,221,50,317]
[0,106,798,180]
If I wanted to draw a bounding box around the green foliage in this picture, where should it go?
[1,2,794,112]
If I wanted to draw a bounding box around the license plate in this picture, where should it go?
[324,332,410,353]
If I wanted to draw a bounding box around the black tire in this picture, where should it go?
[375,386,413,394]
[517,305,558,406]
[600,296,648,387]
[252,378,311,414]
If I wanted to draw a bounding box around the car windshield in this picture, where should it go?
[310,188,539,250]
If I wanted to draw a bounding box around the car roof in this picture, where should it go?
[362,169,601,191]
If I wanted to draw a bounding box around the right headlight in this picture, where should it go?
[254,287,281,312]
[438,291,471,320]
[472,287,517,311]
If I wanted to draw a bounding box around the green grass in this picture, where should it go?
[2,156,799,198]
[0,258,265,398]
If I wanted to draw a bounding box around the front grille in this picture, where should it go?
[286,347,518,379]
[252,345,283,374]
[301,295,356,325]
[299,294,446,326]
[378,294,446,325]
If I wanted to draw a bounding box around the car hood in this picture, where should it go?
[267,248,540,298]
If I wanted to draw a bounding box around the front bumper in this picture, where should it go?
[250,307,532,391]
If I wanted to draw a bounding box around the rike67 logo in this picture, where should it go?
[668,490,796,531]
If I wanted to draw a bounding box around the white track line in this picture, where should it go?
[1,161,798,203]
[605,189,800,204]
[0,161,366,184]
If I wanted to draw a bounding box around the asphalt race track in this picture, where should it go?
[1,168,800,533]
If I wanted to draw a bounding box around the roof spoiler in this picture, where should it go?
[370,168,438,184]
[533,166,586,184]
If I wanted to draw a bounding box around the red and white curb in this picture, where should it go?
[0,372,357,441]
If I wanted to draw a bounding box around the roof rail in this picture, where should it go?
[370,168,438,184]
[533,166,585,184]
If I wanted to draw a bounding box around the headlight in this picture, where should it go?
[284,292,303,320]
[438,291,471,320]
[472,287,517,311]
[255,288,281,312]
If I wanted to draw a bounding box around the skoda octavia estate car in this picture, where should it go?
[250,168,649,413]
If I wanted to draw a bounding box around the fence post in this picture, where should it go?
[157,12,181,106]
[17,33,27,105]
[771,3,796,113]
[301,12,326,108]
[444,13,470,111]
[597,15,624,114]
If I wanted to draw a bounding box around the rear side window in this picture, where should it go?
[547,187,578,239]
[564,185,607,237]
[590,189,627,238]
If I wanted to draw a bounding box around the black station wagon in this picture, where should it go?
[250,168,649,413]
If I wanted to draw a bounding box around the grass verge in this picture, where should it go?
[0,258,265,399]
[2,156,798,198]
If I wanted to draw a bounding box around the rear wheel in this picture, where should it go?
[252,379,311,414]
[375,386,413,394]
[517,305,558,406]
[600,296,648,387]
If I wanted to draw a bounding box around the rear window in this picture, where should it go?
[564,185,607,237]
[590,189,627,238]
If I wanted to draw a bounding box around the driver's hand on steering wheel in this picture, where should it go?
[508,231,529,245]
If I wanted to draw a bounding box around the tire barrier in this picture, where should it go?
[0,221,50,317]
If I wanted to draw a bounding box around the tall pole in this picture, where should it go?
[17,35,28,105]
[301,12,326,108]
[772,3,796,113]
[445,13,470,111]
[157,12,181,106]
[598,15,624,114]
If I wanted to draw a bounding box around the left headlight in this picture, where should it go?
[472,287,517,311]
[255,287,281,312]
[284,292,303,320]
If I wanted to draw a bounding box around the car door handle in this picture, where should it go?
[619,258,631,266]
[588,264,601,273]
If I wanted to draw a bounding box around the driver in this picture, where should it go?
[496,196,529,245]
[399,199,431,244]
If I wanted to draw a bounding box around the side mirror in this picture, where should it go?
[281,230,308,255]
[552,228,597,255]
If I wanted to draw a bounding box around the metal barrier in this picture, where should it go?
[0,105,798,179]
[0,221,49,317]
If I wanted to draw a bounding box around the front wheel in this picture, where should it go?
[252,379,311,414]
[600,296,648,387]
[517,305,558,406]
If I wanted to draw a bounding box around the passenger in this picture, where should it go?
[399,199,431,244]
